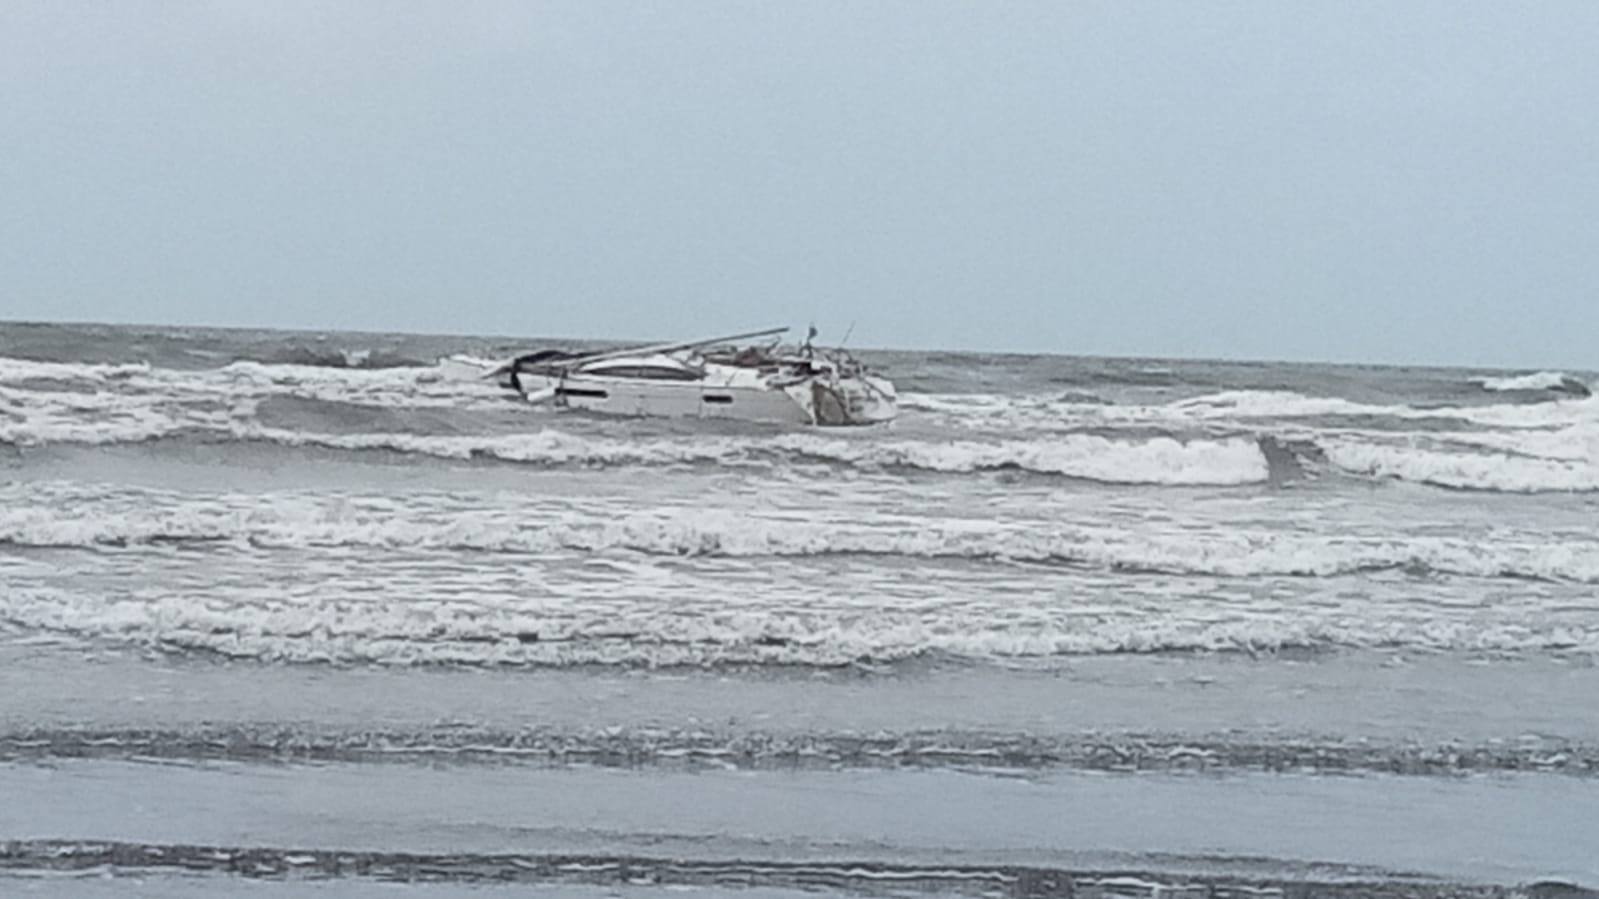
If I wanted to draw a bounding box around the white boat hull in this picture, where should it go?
[518,373,814,424]
[514,370,896,426]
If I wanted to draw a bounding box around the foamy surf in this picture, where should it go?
[1478,370,1593,395]
[1321,438,1599,492]
[4,487,1598,582]
[8,577,1599,667]
[12,419,1599,493]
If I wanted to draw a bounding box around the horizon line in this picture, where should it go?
[0,315,1588,377]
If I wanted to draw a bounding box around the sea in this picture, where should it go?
[2,320,1597,898]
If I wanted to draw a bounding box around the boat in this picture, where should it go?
[482,327,897,426]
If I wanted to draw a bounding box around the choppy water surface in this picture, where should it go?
[2,321,1597,896]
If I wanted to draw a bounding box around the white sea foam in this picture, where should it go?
[210,359,508,407]
[7,575,1599,667]
[225,424,1599,491]
[238,426,1271,485]
[1170,389,1599,433]
[5,488,1596,582]
[902,387,1599,443]
[1321,439,1599,493]
[900,387,1599,491]
[0,354,506,418]
[0,356,509,447]
[1478,371,1584,392]
[435,354,500,380]
[1426,422,1599,462]
[0,357,153,383]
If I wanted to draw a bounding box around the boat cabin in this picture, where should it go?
[573,354,705,381]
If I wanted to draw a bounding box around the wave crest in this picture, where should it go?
[1478,371,1592,396]
[9,581,1599,667]
[5,499,1596,582]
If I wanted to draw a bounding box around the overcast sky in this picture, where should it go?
[2,2,1596,367]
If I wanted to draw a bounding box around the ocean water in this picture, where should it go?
[2,320,1597,897]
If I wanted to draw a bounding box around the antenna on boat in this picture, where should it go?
[839,321,856,348]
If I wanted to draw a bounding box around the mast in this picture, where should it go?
[487,327,790,378]
[570,327,789,367]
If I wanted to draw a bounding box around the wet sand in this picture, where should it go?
[4,645,1599,894]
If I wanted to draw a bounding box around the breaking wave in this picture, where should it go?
[5,497,1596,582]
[6,496,1599,666]
[1321,439,1599,492]
[262,345,432,370]
[1478,371,1593,396]
[248,428,1272,485]
[921,387,1597,433]
[13,416,1599,492]
[8,582,1599,666]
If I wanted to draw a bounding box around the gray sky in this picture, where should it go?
[2,2,1596,368]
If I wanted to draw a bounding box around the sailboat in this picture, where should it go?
[481,327,897,426]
